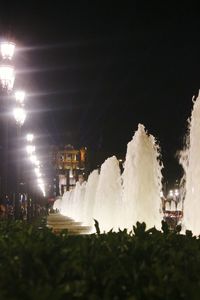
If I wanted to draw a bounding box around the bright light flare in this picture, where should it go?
[30,155,37,164]
[34,160,40,167]
[37,178,43,185]
[0,65,15,91]
[26,133,34,142]
[1,42,15,60]
[38,182,46,197]
[34,167,42,177]
[29,154,40,167]
[15,90,25,105]
[13,107,26,126]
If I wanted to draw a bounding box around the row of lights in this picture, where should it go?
[26,134,46,197]
[169,189,179,198]
[0,40,46,196]
[160,189,180,199]
[0,41,26,126]
[0,42,15,90]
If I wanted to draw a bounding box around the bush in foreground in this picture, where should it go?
[0,219,199,299]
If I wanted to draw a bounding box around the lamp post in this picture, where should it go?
[0,41,15,199]
[13,98,26,218]
[25,133,35,220]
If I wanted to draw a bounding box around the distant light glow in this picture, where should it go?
[160,191,164,197]
[26,145,35,155]
[34,167,42,177]
[1,42,15,60]
[38,182,46,197]
[29,155,40,167]
[30,155,37,164]
[15,90,25,105]
[169,190,173,197]
[35,160,40,167]
[26,133,34,142]
[13,107,26,125]
[37,178,43,185]
[0,65,15,91]
[69,169,73,178]
[174,189,179,196]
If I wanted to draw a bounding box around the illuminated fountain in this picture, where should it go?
[93,156,122,232]
[54,124,163,232]
[180,93,200,235]
[82,170,99,226]
[60,180,86,221]
[122,124,163,230]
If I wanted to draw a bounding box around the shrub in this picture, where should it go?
[0,220,200,299]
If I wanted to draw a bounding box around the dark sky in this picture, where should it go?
[0,2,200,185]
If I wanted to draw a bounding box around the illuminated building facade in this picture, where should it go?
[51,144,87,196]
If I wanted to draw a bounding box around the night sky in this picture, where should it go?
[0,2,200,186]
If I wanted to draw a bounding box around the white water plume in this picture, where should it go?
[122,124,163,230]
[82,170,99,226]
[54,124,163,232]
[93,156,122,232]
[180,93,200,235]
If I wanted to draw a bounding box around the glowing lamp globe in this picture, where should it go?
[0,65,15,91]
[26,145,35,155]
[13,107,26,126]
[26,133,34,142]
[15,90,25,105]
[1,42,15,60]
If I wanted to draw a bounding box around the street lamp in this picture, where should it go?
[13,103,26,219]
[26,133,34,142]
[0,41,15,90]
[34,160,40,167]
[37,178,43,184]
[26,145,35,155]
[15,90,25,105]
[26,140,46,199]
[29,154,38,164]
[13,107,26,126]
[0,41,16,199]
[0,42,15,60]
[0,65,15,92]
[34,167,42,178]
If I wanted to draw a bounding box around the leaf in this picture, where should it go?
[175,224,182,234]
[161,220,169,234]
[186,230,193,237]
[94,219,101,235]
[133,222,146,236]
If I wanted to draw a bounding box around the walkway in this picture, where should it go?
[47,213,91,234]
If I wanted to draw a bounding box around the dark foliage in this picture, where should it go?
[0,220,200,299]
